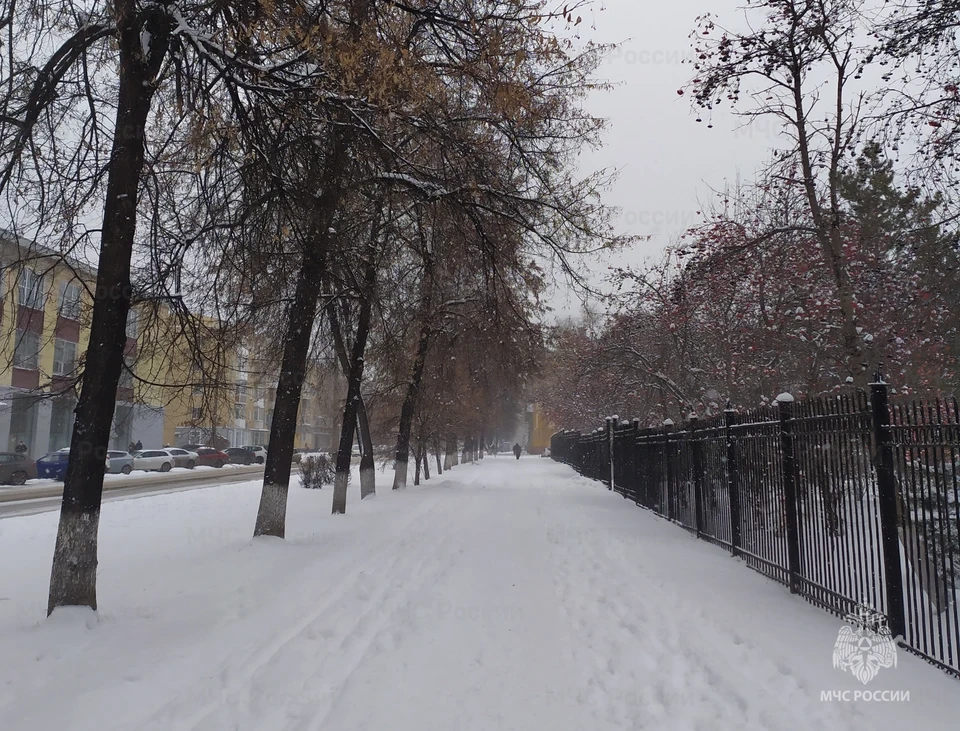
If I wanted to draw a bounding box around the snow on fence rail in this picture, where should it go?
[550,381,960,679]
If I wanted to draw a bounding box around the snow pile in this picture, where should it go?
[0,460,957,730]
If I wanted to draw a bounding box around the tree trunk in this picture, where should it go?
[253,121,355,537]
[256,0,373,531]
[790,74,867,387]
[392,305,433,490]
[47,8,172,615]
[422,441,430,481]
[326,287,376,499]
[356,398,376,499]
[448,432,458,468]
[253,253,324,537]
[434,434,443,474]
[331,258,376,515]
[414,446,422,486]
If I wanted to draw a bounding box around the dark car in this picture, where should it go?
[224,447,253,465]
[36,449,70,480]
[196,447,229,468]
[0,451,38,485]
[241,445,267,464]
[36,449,113,480]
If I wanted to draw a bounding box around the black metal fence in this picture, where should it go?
[550,381,960,677]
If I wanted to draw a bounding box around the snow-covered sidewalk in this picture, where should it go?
[1,458,957,730]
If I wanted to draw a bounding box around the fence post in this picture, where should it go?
[869,379,907,641]
[725,403,741,556]
[596,427,603,481]
[631,417,641,503]
[663,418,675,520]
[690,413,705,538]
[777,393,802,594]
[607,416,617,490]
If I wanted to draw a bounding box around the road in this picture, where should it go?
[0,465,274,518]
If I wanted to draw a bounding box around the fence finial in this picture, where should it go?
[873,362,885,384]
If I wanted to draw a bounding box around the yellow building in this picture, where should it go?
[0,233,345,455]
[0,233,166,454]
[163,335,345,452]
[526,403,555,455]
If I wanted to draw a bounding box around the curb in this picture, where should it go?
[0,464,281,503]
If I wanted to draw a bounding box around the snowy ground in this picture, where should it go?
[1,458,958,730]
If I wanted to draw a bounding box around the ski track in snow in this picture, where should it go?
[1,459,958,730]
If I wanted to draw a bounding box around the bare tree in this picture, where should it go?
[686,0,875,386]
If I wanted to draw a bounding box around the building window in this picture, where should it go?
[53,338,77,376]
[126,309,138,339]
[234,383,247,420]
[236,347,248,382]
[253,404,264,423]
[18,268,44,309]
[192,407,203,422]
[58,281,81,320]
[49,396,76,451]
[9,397,38,451]
[13,329,39,369]
[111,404,134,450]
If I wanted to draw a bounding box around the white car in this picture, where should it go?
[131,449,176,472]
[106,450,135,474]
[242,445,268,464]
[164,447,199,469]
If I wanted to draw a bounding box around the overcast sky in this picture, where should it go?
[548,0,775,319]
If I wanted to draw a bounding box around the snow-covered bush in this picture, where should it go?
[298,454,334,490]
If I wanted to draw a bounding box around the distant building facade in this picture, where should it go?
[0,234,165,456]
[0,233,344,456]
[525,403,555,455]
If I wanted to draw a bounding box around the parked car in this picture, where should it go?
[195,447,229,468]
[179,444,205,451]
[0,451,38,485]
[131,449,175,472]
[242,445,268,464]
[224,447,254,465]
[107,450,135,474]
[37,449,112,480]
[36,449,70,480]
[164,448,198,469]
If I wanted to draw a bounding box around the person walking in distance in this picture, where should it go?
[513,443,522,460]
[14,438,27,454]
